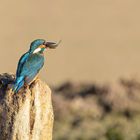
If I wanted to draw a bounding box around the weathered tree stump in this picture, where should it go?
[0,73,54,140]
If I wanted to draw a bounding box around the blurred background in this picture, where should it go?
[1,0,140,139]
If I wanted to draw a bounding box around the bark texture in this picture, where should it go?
[0,73,54,140]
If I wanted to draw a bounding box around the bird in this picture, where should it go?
[12,39,60,93]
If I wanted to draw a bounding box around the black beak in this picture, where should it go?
[44,40,61,49]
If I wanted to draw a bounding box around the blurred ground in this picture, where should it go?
[52,79,140,140]
[0,1,140,84]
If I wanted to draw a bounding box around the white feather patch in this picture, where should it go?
[33,48,41,54]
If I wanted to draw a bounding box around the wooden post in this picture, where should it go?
[0,73,54,140]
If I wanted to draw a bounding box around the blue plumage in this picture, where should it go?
[13,39,45,93]
[13,54,44,93]
[13,39,59,93]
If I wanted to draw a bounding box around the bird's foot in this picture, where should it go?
[24,84,29,89]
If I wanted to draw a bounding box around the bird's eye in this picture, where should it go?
[43,42,46,45]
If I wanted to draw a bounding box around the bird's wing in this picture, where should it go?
[16,52,30,77]
[20,54,44,83]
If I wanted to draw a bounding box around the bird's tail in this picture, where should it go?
[12,77,24,93]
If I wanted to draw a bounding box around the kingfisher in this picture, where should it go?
[12,39,60,93]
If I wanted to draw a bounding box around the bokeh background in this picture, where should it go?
[1,0,140,140]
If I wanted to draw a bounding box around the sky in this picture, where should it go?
[0,0,140,85]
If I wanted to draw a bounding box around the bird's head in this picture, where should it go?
[29,39,60,54]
